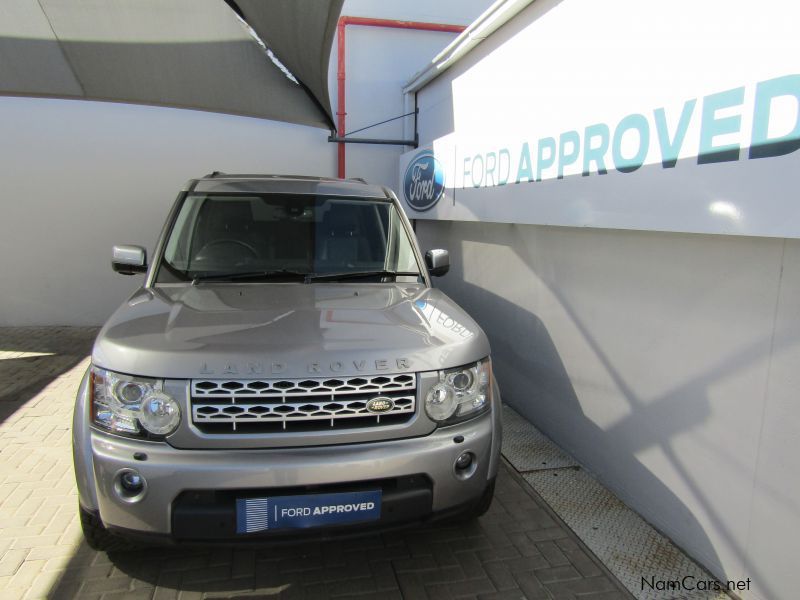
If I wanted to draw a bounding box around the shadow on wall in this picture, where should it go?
[427,221,785,600]
[0,327,98,425]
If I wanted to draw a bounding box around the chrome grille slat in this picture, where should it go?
[191,374,417,433]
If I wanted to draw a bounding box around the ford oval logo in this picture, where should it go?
[403,152,445,211]
[366,397,395,414]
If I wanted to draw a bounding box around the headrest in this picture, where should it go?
[203,200,253,230]
[323,207,360,236]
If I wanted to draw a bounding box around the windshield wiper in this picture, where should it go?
[191,269,309,284]
[305,270,420,282]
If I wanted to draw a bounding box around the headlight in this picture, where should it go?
[91,367,181,438]
[425,357,492,424]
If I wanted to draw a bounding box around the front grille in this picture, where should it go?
[190,374,417,434]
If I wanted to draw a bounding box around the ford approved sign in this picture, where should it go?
[236,490,381,533]
[403,151,445,211]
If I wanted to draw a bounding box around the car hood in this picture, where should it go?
[93,283,490,379]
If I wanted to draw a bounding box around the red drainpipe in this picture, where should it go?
[336,16,466,178]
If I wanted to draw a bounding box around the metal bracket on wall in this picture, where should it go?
[327,134,418,147]
[328,109,419,147]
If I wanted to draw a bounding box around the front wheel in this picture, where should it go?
[79,505,136,552]
[462,478,496,520]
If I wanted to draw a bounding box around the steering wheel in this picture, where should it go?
[194,239,259,262]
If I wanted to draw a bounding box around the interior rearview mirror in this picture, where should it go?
[112,245,147,275]
[425,249,450,277]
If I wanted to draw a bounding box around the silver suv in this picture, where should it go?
[73,174,501,549]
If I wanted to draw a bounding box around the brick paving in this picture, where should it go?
[0,327,630,600]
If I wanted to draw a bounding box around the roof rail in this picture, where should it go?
[348,177,368,184]
[206,171,226,178]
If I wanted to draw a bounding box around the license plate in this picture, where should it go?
[236,489,382,534]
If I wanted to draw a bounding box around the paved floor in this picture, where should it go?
[501,409,726,600]
[0,327,630,600]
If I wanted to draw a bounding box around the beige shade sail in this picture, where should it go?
[0,0,342,129]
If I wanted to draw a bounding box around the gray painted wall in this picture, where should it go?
[0,97,335,326]
[416,189,799,600]
[408,2,800,596]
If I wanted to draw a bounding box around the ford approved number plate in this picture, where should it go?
[236,490,381,533]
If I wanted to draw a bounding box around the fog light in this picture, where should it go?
[455,452,473,470]
[120,470,144,493]
[114,468,147,502]
[453,451,477,480]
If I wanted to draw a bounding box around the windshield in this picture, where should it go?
[156,194,423,283]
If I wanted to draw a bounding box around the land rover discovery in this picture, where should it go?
[72,173,502,549]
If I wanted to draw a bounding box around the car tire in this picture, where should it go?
[79,505,136,552]
[461,477,496,521]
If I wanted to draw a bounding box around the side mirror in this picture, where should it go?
[425,249,450,277]
[112,245,147,275]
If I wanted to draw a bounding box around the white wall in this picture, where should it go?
[0,97,334,326]
[410,1,800,598]
[330,0,492,187]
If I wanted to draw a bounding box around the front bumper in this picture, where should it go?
[85,406,500,537]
